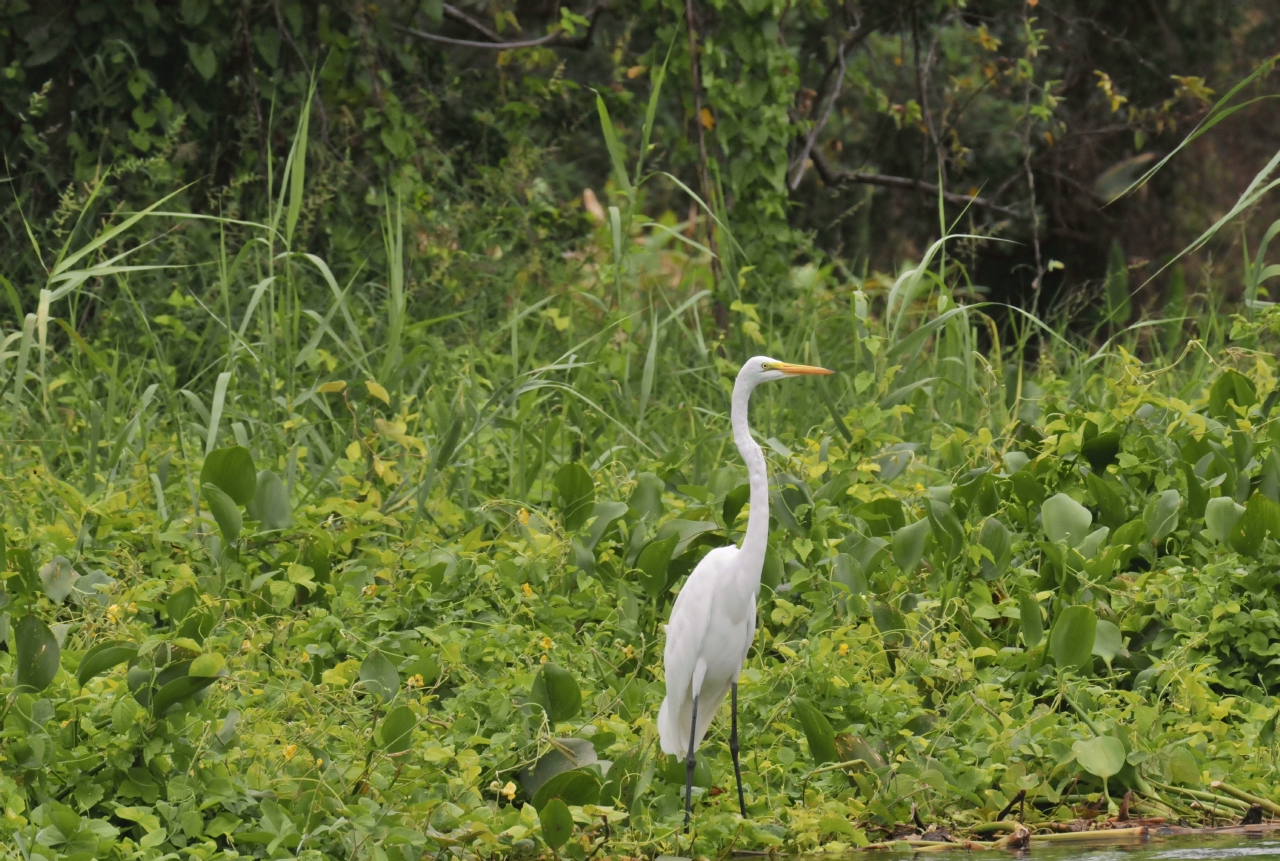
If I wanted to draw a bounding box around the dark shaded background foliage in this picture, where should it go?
[2,0,1278,334]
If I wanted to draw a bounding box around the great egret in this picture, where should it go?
[657,356,833,824]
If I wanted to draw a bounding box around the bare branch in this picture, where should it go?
[395,2,608,51]
[809,149,1023,219]
[789,17,864,190]
[443,5,505,43]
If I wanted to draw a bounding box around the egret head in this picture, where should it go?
[740,356,834,386]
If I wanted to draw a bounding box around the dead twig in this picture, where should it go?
[809,149,1022,219]
[395,1,608,50]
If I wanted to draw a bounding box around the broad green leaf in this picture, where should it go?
[1167,746,1200,785]
[892,518,931,573]
[977,518,1011,580]
[1143,489,1182,544]
[1205,496,1245,544]
[201,446,257,505]
[792,697,838,765]
[584,501,628,553]
[152,673,219,716]
[1079,527,1110,560]
[722,483,750,527]
[532,769,601,811]
[635,534,678,599]
[539,798,574,850]
[554,463,595,532]
[76,641,138,688]
[202,484,242,543]
[761,544,784,591]
[38,555,78,603]
[1081,430,1122,472]
[167,586,198,623]
[1049,605,1097,670]
[628,472,665,521]
[1043,493,1093,548]
[246,469,292,530]
[926,500,965,560]
[854,497,906,536]
[1209,369,1257,419]
[530,662,582,723]
[1085,472,1128,529]
[1092,620,1124,668]
[190,652,226,677]
[1019,594,1044,649]
[1230,492,1280,556]
[1073,736,1126,779]
[15,615,61,692]
[360,650,400,702]
[376,705,416,754]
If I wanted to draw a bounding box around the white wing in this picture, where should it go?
[658,547,741,757]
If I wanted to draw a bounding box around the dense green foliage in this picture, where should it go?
[6,3,1280,861]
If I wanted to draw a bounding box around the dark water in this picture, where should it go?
[863,835,1280,860]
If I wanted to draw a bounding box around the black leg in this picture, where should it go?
[730,682,746,816]
[685,695,699,828]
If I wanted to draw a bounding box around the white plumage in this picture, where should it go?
[656,355,833,823]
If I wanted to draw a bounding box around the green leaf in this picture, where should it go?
[1091,620,1124,668]
[76,641,138,688]
[152,673,219,716]
[190,652,226,677]
[628,472,664,521]
[531,662,582,723]
[1143,489,1182,544]
[1074,736,1126,780]
[722,483,750,528]
[246,469,292,530]
[584,501,628,553]
[1167,746,1200,784]
[376,705,416,754]
[1042,493,1092,548]
[1085,472,1128,529]
[926,500,965,560]
[201,446,258,505]
[1019,594,1044,649]
[1205,496,1246,544]
[38,555,77,603]
[892,518,931,573]
[167,586,198,623]
[594,93,632,197]
[1080,430,1122,473]
[532,769,601,811]
[1230,492,1280,556]
[15,615,61,692]
[0,525,6,571]
[360,650,400,702]
[792,697,838,765]
[635,534,678,598]
[1209,369,1257,419]
[538,798,574,850]
[762,544,784,591]
[554,463,595,532]
[977,518,1011,580]
[1049,605,1097,671]
[202,484,243,543]
[187,41,218,81]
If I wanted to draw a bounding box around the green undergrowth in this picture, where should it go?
[7,95,1280,861]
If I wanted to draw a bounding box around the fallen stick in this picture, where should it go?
[1029,826,1148,843]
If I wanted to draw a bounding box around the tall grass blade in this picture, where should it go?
[206,371,232,455]
[595,92,633,198]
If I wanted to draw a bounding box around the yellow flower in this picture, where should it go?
[284,744,298,761]
[300,652,310,663]
[407,674,424,688]
[502,781,517,800]
[540,654,549,664]
[315,758,324,767]
[522,583,533,598]
[517,508,530,525]
[540,637,553,650]
[624,645,634,659]
[241,640,253,652]
[839,643,849,656]
[362,583,378,597]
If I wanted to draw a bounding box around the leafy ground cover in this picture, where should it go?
[7,88,1280,861]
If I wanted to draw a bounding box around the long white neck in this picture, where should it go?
[731,373,770,571]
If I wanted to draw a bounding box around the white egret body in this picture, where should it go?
[657,356,833,823]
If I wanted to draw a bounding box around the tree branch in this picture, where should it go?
[443,4,506,43]
[789,16,867,190]
[395,2,608,50]
[809,149,1022,219]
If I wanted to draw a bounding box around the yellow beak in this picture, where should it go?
[774,362,834,376]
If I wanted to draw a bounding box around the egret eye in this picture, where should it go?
[761,362,768,370]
